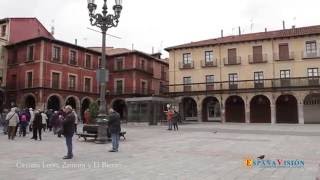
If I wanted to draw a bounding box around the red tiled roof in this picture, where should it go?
[165,25,320,51]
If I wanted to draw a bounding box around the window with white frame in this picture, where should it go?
[68,75,76,90]
[308,68,319,77]
[52,72,60,89]
[229,73,238,84]
[206,75,214,84]
[306,41,317,54]
[280,70,290,79]
[115,79,124,94]
[53,46,61,62]
[69,50,77,65]
[205,51,213,62]
[254,71,264,83]
[182,53,192,64]
[85,54,92,68]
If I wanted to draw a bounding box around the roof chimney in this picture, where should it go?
[75,39,77,45]
[282,20,286,30]
[238,26,241,35]
[221,29,223,37]
[292,25,296,29]
[265,28,267,32]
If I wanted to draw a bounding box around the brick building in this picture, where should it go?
[90,47,169,119]
[0,17,53,107]
[6,36,100,117]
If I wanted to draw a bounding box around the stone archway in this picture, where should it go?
[182,97,197,121]
[304,93,320,124]
[202,97,220,122]
[65,96,78,111]
[24,95,36,109]
[225,95,245,123]
[112,99,127,120]
[47,95,61,111]
[276,94,298,124]
[250,95,271,123]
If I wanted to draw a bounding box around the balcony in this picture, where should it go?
[248,54,268,64]
[274,52,295,61]
[223,57,241,65]
[201,59,218,68]
[166,76,320,95]
[179,62,194,69]
[302,50,320,59]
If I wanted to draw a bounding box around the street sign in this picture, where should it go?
[96,69,109,83]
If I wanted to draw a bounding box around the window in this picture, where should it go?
[1,25,6,37]
[84,78,91,92]
[141,59,145,70]
[52,72,60,89]
[206,75,214,90]
[27,45,34,61]
[280,70,290,79]
[141,81,147,94]
[205,51,213,62]
[252,46,262,62]
[68,75,76,90]
[11,74,17,89]
[115,80,124,94]
[69,50,77,65]
[85,54,92,68]
[308,68,319,77]
[228,73,238,89]
[98,57,102,68]
[227,48,237,64]
[306,41,317,54]
[280,70,291,87]
[26,71,33,88]
[308,68,319,86]
[12,49,18,64]
[278,43,290,60]
[254,71,264,88]
[115,58,124,70]
[182,53,192,64]
[53,46,61,62]
[183,76,192,92]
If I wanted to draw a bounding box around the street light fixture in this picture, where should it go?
[87,0,123,143]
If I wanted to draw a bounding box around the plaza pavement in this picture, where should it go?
[0,123,320,180]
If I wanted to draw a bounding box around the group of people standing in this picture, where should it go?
[165,105,181,131]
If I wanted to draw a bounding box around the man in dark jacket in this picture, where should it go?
[31,110,43,140]
[62,105,75,159]
[107,108,121,152]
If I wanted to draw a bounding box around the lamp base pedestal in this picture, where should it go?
[94,114,109,144]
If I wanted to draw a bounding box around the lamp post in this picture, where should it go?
[87,0,122,143]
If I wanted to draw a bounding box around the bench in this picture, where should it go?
[77,124,126,141]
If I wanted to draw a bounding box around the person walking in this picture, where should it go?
[41,111,48,132]
[32,110,43,141]
[51,111,59,135]
[6,107,19,140]
[107,108,121,152]
[165,107,174,131]
[72,110,78,133]
[29,108,34,133]
[84,109,90,124]
[19,110,29,137]
[172,109,181,131]
[2,109,9,135]
[62,105,75,159]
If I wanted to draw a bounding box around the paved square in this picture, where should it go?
[1,123,320,180]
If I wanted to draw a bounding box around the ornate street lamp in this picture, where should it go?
[87,0,122,143]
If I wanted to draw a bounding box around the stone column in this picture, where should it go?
[245,103,250,123]
[270,104,276,124]
[298,103,304,124]
[220,104,226,123]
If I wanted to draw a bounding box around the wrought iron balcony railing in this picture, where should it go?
[223,56,241,65]
[166,76,320,94]
[201,59,218,67]
[179,61,194,69]
[274,52,295,61]
[248,54,268,64]
[302,49,320,59]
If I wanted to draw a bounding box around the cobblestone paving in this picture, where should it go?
[0,123,320,180]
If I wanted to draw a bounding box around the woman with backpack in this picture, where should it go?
[19,110,29,137]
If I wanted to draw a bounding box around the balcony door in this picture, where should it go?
[280,70,291,87]
[308,68,319,86]
[279,43,289,60]
[253,46,262,62]
[228,48,237,64]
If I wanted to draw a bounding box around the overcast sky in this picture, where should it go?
[0,0,319,57]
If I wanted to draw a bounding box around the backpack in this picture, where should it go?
[21,114,27,122]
